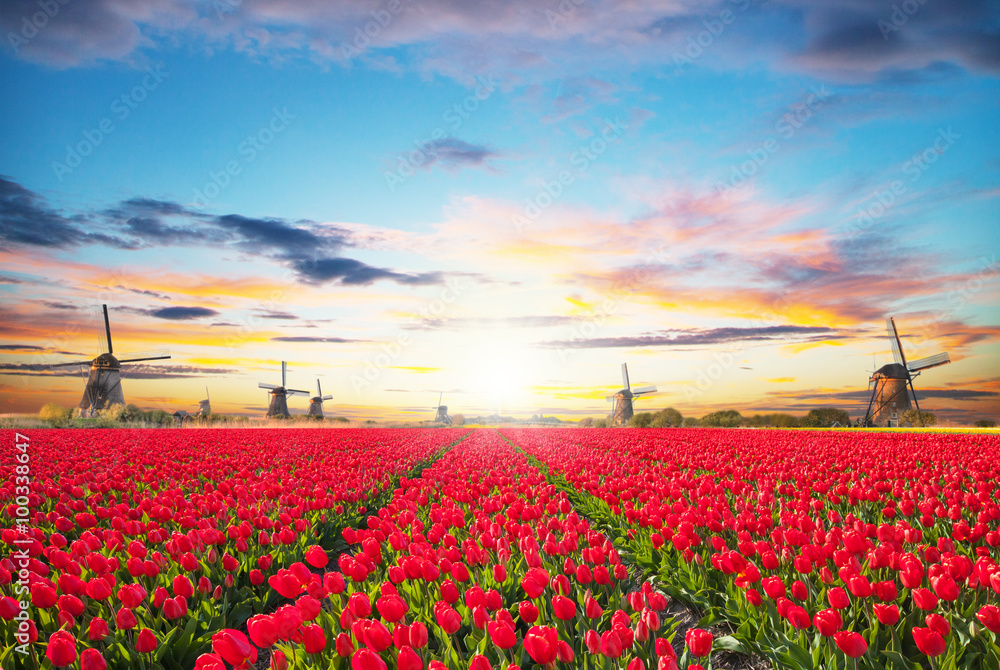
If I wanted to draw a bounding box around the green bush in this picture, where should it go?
[683,416,699,427]
[975,419,996,428]
[593,418,608,428]
[39,403,74,426]
[629,412,654,428]
[650,408,683,427]
[699,410,743,427]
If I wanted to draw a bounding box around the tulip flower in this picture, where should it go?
[834,631,867,658]
[977,605,1000,634]
[912,627,947,657]
[136,628,158,653]
[46,630,77,667]
[686,628,712,658]
[80,648,108,670]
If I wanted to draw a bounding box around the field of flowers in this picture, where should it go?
[1,427,998,670]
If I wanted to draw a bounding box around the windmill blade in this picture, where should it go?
[316,379,323,398]
[438,391,443,406]
[322,395,333,401]
[206,386,210,402]
[50,360,93,368]
[621,363,630,391]
[102,304,113,355]
[907,352,951,372]
[281,361,287,388]
[886,318,906,367]
[286,388,310,396]
[631,385,657,394]
[259,383,278,390]
[605,395,616,401]
[118,355,172,363]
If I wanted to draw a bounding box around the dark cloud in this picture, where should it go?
[417,138,499,172]
[541,325,842,349]
[0,275,24,284]
[149,306,220,320]
[42,301,77,310]
[0,344,42,351]
[270,336,363,343]
[254,310,298,320]
[292,257,446,286]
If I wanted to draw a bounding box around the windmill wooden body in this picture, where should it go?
[259,361,309,418]
[50,305,170,417]
[606,363,656,425]
[863,317,951,427]
[307,380,333,418]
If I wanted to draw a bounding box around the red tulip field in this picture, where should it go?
[2,428,999,670]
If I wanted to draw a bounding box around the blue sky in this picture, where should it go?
[1,0,998,422]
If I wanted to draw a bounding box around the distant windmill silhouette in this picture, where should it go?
[307,380,333,418]
[862,317,951,427]
[433,392,451,425]
[606,363,656,426]
[258,361,309,418]
[50,304,170,417]
[198,387,212,417]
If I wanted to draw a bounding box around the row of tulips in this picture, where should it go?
[0,428,468,668]
[503,427,1000,670]
[194,429,738,670]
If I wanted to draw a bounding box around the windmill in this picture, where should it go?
[50,304,171,417]
[433,392,451,425]
[862,317,951,427]
[606,363,657,426]
[258,361,309,418]
[307,380,333,418]
[198,387,211,417]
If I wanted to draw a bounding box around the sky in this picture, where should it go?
[0,0,998,423]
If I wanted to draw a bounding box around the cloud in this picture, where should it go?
[2,0,996,82]
[0,175,131,250]
[254,310,298,320]
[292,257,446,286]
[0,275,24,284]
[149,306,220,320]
[414,138,499,172]
[0,344,42,351]
[540,325,842,349]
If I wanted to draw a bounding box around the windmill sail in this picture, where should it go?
[907,352,950,372]
[887,318,906,367]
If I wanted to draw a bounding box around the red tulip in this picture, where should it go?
[80,648,108,670]
[397,646,423,670]
[834,631,867,658]
[827,587,849,610]
[352,648,389,670]
[488,621,517,649]
[912,627,947,657]
[88,617,109,641]
[977,605,1000,634]
[524,626,559,664]
[136,629,157,653]
[912,588,938,611]
[46,630,77,667]
[305,545,328,568]
[814,609,842,637]
[601,630,624,658]
[552,594,577,620]
[686,628,712,658]
[873,603,900,626]
[377,593,408,623]
[469,655,492,670]
[303,624,327,654]
[925,614,951,638]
